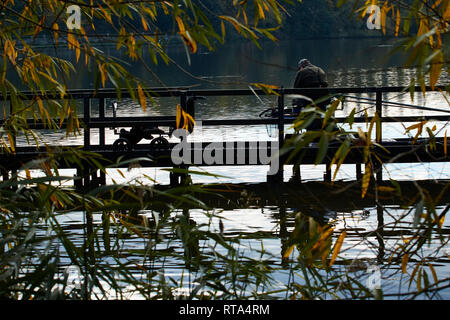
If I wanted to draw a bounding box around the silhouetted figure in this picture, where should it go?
[292,59,330,112]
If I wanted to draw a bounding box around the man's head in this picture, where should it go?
[298,58,310,69]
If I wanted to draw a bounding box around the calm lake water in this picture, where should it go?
[11,38,450,299]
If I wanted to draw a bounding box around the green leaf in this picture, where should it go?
[315,133,329,165]
[322,98,340,129]
[347,108,356,129]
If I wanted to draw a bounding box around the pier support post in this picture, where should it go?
[170,165,191,186]
[376,203,385,263]
[1,169,8,182]
[268,87,285,183]
[375,89,383,182]
[83,98,91,150]
[74,167,83,190]
[75,167,106,191]
[324,161,332,182]
[291,163,302,182]
[99,98,105,147]
[356,163,362,180]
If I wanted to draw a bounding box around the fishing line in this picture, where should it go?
[342,95,450,114]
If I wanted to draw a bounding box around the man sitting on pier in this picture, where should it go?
[292,58,330,112]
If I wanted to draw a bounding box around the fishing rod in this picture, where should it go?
[341,95,450,114]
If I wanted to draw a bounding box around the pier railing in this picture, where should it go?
[0,85,448,185]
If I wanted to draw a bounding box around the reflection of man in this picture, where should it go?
[293,59,329,111]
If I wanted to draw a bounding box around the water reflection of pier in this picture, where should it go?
[135,180,450,267]
[147,180,450,211]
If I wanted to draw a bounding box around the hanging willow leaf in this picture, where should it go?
[329,230,346,267]
[181,30,197,54]
[361,162,371,198]
[428,263,438,284]
[175,104,195,132]
[311,227,334,252]
[176,104,182,129]
[137,84,146,112]
[417,268,422,292]
[395,8,401,36]
[322,98,340,129]
[430,51,443,90]
[283,244,295,259]
[53,22,59,44]
[401,253,409,274]
[252,82,279,95]
[409,262,422,289]
[315,133,329,165]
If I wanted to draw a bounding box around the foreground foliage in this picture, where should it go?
[0,0,449,300]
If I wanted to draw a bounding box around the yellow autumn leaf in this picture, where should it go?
[75,46,80,63]
[311,227,334,251]
[401,254,409,274]
[220,16,242,34]
[357,127,367,144]
[117,169,125,179]
[283,244,296,259]
[242,10,248,25]
[181,31,197,53]
[220,20,226,38]
[444,2,450,21]
[84,44,89,65]
[329,230,346,267]
[417,268,422,292]
[161,2,169,15]
[67,32,74,49]
[428,263,438,284]
[183,111,195,131]
[176,104,182,129]
[141,16,148,31]
[257,2,265,20]
[252,83,280,95]
[380,2,388,35]
[36,96,44,113]
[376,186,396,192]
[431,0,442,9]
[361,162,371,198]
[402,236,415,244]
[99,5,112,24]
[430,52,443,89]
[74,27,86,44]
[25,168,31,180]
[7,133,15,153]
[176,16,186,34]
[395,8,400,36]
[53,22,59,44]
[405,121,427,132]
[33,17,44,38]
[137,85,146,112]
[409,262,422,289]
[99,63,107,87]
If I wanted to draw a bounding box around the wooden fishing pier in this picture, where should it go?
[0,86,448,189]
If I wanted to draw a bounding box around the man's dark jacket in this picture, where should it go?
[293,64,329,110]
